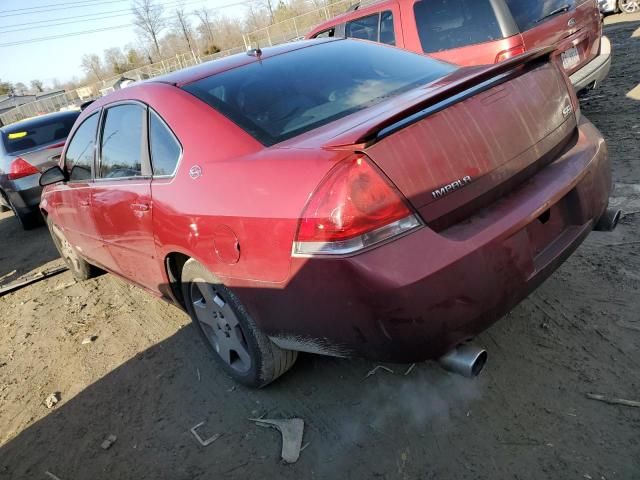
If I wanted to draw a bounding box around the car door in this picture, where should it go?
[52,111,112,267]
[91,102,162,291]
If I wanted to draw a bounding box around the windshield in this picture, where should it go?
[1,111,80,155]
[505,0,575,31]
[182,40,457,146]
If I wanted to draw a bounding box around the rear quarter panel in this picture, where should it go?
[134,84,342,286]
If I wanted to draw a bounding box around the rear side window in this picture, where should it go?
[65,113,99,182]
[505,0,575,31]
[2,111,80,154]
[183,40,457,146]
[99,104,145,179]
[346,11,396,45]
[414,0,503,53]
[314,27,335,38]
[149,110,181,176]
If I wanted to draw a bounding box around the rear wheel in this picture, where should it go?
[181,258,297,388]
[46,216,98,280]
[619,0,640,12]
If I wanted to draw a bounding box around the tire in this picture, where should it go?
[4,195,42,230]
[46,216,99,281]
[181,258,297,388]
[619,0,640,13]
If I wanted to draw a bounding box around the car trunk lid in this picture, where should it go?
[340,49,577,231]
[514,0,602,76]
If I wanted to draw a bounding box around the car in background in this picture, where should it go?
[307,0,611,92]
[40,39,616,387]
[600,0,640,13]
[0,111,80,229]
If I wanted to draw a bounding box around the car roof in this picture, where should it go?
[0,110,80,133]
[149,38,339,87]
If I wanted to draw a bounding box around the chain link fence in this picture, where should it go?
[0,0,355,126]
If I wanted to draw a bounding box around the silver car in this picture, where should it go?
[0,111,80,229]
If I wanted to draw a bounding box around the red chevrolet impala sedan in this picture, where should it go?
[40,39,617,387]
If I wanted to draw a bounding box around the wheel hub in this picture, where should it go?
[190,280,252,374]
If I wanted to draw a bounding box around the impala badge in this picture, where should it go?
[432,176,472,199]
[568,17,577,27]
[189,165,202,179]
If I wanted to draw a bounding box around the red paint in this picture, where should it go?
[306,0,602,71]
[41,41,612,362]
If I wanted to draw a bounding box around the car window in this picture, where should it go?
[313,27,335,38]
[2,111,80,155]
[345,11,395,45]
[183,40,457,146]
[505,0,575,31]
[149,110,181,176]
[380,11,396,45]
[65,112,99,182]
[413,0,503,53]
[346,14,379,41]
[98,104,145,179]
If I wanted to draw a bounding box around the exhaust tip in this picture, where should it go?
[594,208,621,232]
[439,344,487,378]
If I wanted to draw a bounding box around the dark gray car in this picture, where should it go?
[0,111,80,229]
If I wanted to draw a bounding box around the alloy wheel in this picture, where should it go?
[51,224,81,272]
[620,0,640,12]
[189,280,252,373]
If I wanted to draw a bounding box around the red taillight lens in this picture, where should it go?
[8,157,39,180]
[294,154,422,256]
[495,45,526,63]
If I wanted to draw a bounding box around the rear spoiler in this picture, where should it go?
[328,46,557,148]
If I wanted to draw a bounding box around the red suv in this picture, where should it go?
[40,40,616,387]
[307,0,611,92]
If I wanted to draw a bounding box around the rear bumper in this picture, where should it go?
[570,36,612,91]
[243,117,611,362]
[1,173,43,214]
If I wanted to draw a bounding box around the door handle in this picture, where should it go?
[130,203,150,212]
[79,200,90,207]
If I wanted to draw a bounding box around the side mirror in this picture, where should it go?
[39,165,67,187]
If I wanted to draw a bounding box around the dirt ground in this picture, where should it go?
[1,16,639,480]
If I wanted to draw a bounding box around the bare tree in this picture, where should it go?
[30,80,44,92]
[80,53,104,81]
[194,8,215,47]
[0,79,13,96]
[174,7,196,57]
[104,47,128,75]
[14,82,28,95]
[131,0,166,59]
[262,0,275,24]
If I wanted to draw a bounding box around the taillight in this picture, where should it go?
[495,45,526,63]
[8,157,39,180]
[293,154,422,256]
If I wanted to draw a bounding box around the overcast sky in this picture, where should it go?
[0,0,248,88]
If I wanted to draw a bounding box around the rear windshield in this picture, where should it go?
[182,40,457,146]
[505,0,575,31]
[414,0,503,53]
[2,111,80,154]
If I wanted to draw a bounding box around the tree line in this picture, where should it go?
[2,0,332,96]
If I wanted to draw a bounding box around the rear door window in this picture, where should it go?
[149,110,181,176]
[505,0,575,31]
[98,104,146,179]
[2,112,80,154]
[65,113,99,182]
[413,0,503,53]
[346,11,396,45]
